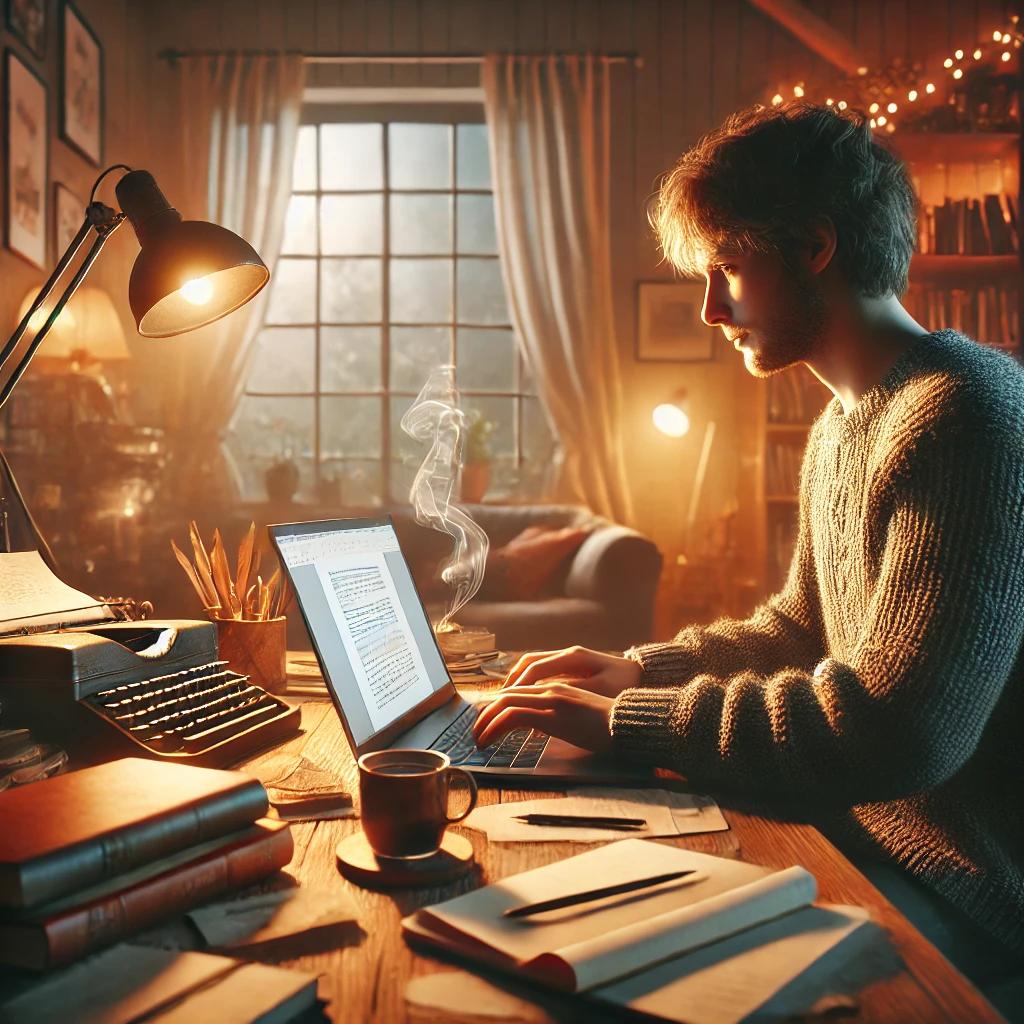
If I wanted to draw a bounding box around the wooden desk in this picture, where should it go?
[240,697,1001,1023]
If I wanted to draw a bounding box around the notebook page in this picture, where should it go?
[532,865,816,991]
[0,550,112,631]
[417,840,770,981]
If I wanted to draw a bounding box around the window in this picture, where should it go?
[226,107,556,507]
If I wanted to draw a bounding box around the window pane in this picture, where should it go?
[390,259,452,323]
[321,124,383,190]
[319,458,382,508]
[281,195,317,255]
[456,258,507,325]
[456,195,497,254]
[456,124,490,189]
[320,258,382,322]
[247,328,315,393]
[320,396,382,459]
[389,124,451,189]
[456,328,515,391]
[464,395,514,456]
[266,258,316,324]
[389,396,426,505]
[390,194,452,255]
[292,124,317,190]
[321,326,382,391]
[523,396,556,461]
[225,395,314,500]
[321,194,383,255]
[390,326,450,391]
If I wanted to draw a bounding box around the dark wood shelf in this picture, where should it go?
[890,132,1018,164]
[909,254,1020,283]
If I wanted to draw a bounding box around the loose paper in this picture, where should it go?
[0,550,113,631]
[462,788,728,842]
[405,972,552,1023]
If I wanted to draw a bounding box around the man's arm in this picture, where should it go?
[612,424,1024,805]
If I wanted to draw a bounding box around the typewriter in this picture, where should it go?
[0,553,300,768]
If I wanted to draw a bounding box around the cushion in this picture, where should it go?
[478,526,592,602]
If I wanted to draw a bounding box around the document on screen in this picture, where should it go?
[315,552,434,731]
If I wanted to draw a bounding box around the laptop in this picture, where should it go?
[270,516,652,783]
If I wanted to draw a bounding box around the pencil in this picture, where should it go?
[513,813,647,830]
[502,869,699,918]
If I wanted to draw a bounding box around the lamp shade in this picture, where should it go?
[115,170,269,338]
[18,286,130,361]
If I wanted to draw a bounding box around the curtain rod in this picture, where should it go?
[158,49,643,67]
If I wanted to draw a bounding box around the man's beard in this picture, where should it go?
[740,271,827,377]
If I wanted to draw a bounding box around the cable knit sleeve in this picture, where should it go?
[624,430,825,686]
[612,409,1024,806]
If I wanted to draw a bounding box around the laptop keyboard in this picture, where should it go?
[431,704,549,770]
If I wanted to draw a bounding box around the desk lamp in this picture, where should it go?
[0,164,269,556]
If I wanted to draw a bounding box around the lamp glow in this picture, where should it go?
[180,277,214,305]
[653,403,690,438]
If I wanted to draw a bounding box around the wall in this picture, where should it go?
[3,0,1015,598]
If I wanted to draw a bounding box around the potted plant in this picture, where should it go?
[460,412,494,503]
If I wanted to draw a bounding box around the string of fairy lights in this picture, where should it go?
[770,15,1023,134]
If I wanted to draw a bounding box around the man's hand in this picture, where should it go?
[503,646,642,698]
[472,682,616,753]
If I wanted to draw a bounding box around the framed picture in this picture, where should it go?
[54,182,83,256]
[4,49,48,269]
[636,281,716,362]
[60,0,102,165]
[5,0,46,60]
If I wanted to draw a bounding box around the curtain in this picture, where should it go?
[482,55,634,525]
[156,54,304,503]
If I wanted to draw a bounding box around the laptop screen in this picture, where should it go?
[271,518,451,747]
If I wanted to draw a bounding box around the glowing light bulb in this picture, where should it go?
[908,89,918,101]
[1002,32,1011,43]
[953,67,964,78]
[877,115,887,126]
[652,404,690,438]
[954,48,964,59]
[870,118,877,128]
[856,66,868,75]
[926,82,936,93]
[885,122,896,134]
[793,84,805,97]
[837,100,848,110]
[180,277,214,305]
[826,97,834,106]
[1002,50,1012,61]
[771,93,783,106]
[973,48,983,59]
[887,102,898,113]
[994,29,1004,41]
[943,57,954,68]
[869,102,880,113]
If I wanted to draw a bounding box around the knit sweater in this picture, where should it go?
[613,329,1024,953]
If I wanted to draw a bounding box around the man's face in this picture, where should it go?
[699,247,826,377]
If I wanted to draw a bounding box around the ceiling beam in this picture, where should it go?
[747,0,867,77]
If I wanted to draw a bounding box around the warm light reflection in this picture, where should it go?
[653,403,690,438]
[180,277,214,305]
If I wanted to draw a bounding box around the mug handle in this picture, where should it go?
[445,766,478,823]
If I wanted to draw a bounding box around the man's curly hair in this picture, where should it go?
[652,102,918,298]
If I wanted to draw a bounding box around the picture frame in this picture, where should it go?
[636,281,716,362]
[54,181,84,256]
[60,0,102,165]
[5,0,46,60]
[4,48,49,269]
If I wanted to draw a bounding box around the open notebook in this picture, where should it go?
[403,839,871,1024]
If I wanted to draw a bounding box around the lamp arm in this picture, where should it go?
[0,213,126,413]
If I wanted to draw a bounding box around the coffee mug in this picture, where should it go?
[358,748,478,860]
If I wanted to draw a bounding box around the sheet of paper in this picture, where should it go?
[187,885,359,950]
[462,788,728,843]
[405,972,552,1023]
[0,550,113,630]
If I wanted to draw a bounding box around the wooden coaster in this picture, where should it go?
[336,831,475,889]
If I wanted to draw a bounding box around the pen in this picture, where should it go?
[502,869,700,918]
[513,813,648,830]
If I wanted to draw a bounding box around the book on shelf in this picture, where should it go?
[766,371,828,425]
[0,818,293,971]
[916,194,1019,255]
[0,943,318,1024]
[765,439,804,496]
[0,757,269,910]
[402,838,871,1024]
[904,283,1019,348]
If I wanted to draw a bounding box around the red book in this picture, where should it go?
[0,818,293,970]
[0,757,269,909]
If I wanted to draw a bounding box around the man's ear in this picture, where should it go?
[806,217,837,275]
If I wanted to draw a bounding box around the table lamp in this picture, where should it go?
[0,163,269,558]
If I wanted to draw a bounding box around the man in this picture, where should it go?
[472,102,1024,998]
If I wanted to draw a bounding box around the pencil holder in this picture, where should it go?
[217,616,288,695]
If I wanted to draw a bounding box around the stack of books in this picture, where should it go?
[0,757,292,971]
